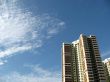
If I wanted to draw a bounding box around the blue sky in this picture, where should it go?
[0,0,110,82]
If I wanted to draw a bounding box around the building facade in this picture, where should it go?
[103,58,110,82]
[62,34,106,82]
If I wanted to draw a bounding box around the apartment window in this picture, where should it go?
[64,45,71,52]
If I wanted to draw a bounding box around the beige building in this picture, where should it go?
[103,58,110,82]
[62,34,106,82]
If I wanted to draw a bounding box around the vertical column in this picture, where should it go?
[79,35,91,82]
[62,43,73,82]
[90,36,106,82]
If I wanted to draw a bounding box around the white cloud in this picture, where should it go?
[0,0,65,65]
[0,65,61,82]
[46,21,65,39]
[47,21,65,35]
[0,62,4,65]
[0,46,32,58]
[0,60,7,65]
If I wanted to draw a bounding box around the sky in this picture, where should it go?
[0,0,110,82]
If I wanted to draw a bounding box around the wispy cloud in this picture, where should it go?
[46,21,65,39]
[101,50,110,58]
[0,65,61,82]
[0,46,32,58]
[0,60,7,65]
[0,0,65,65]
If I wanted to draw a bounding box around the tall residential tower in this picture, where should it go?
[62,34,106,82]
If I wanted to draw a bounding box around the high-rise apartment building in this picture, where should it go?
[103,58,110,82]
[62,34,106,82]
